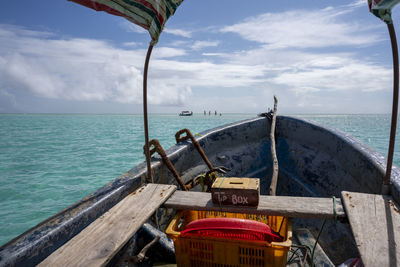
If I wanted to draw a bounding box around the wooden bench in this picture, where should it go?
[38,184,176,267]
[342,191,400,267]
[165,190,400,266]
[42,183,400,267]
[164,190,345,220]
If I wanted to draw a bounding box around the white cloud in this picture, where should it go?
[202,52,227,57]
[151,59,267,88]
[271,56,391,93]
[123,41,139,47]
[0,25,192,106]
[348,0,366,8]
[152,47,187,58]
[0,25,263,108]
[214,3,392,106]
[164,28,192,38]
[191,41,220,50]
[221,6,380,49]
[148,84,192,105]
[0,6,393,115]
[169,40,192,47]
[0,89,19,111]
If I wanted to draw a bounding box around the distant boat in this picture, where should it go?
[179,111,193,116]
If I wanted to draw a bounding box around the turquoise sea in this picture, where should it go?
[0,113,399,246]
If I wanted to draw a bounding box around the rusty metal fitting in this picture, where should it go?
[143,139,188,191]
[175,128,213,170]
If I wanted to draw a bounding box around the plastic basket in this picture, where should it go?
[166,210,292,267]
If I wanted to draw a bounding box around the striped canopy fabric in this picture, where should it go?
[69,0,184,44]
[368,0,400,23]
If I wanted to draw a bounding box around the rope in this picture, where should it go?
[311,219,327,267]
[288,245,311,267]
[287,247,302,265]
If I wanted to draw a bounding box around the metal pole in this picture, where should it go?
[384,23,399,190]
[143,43,154,183]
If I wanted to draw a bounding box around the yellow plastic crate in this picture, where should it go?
[166,210,292,267]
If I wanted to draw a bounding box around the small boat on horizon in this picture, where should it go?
[179,111,193,116]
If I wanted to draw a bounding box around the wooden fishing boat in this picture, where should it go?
[0,115,400,266]
[1,0,400,266]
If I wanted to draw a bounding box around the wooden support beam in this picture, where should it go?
[38,184,176,267]
[269,95,279,196]
[164,191,345,220]
[341,191,400,267]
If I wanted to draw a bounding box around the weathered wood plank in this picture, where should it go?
[341,191,400,267]
[38,184,176,267]
[164,191,345,219]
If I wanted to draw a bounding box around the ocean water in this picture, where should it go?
[0,113,399,246]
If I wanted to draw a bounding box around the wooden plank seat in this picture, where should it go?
[38,184,348,266]
[38,184,177,267]
[164,191,345,220]
[341,191,400,267]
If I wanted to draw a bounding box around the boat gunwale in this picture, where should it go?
[283,115,400,202]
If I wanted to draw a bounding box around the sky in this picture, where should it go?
[0,0,399,114]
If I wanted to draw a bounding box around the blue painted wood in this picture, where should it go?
[1,115,399,266]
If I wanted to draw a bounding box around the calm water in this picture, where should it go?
[0,113,399,245]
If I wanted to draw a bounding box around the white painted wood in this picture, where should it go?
[164,191,345,219]
[39,184,176,267]
[341,191,400,267]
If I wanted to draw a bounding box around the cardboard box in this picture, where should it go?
[211,177,260,206]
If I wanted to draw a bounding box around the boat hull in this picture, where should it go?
[1,116,399,266]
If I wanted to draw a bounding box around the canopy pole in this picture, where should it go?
[143,43,154,183]
[383,23,399,193]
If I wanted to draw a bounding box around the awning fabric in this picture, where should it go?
[368,0,400,23]
[69,0,184,44]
